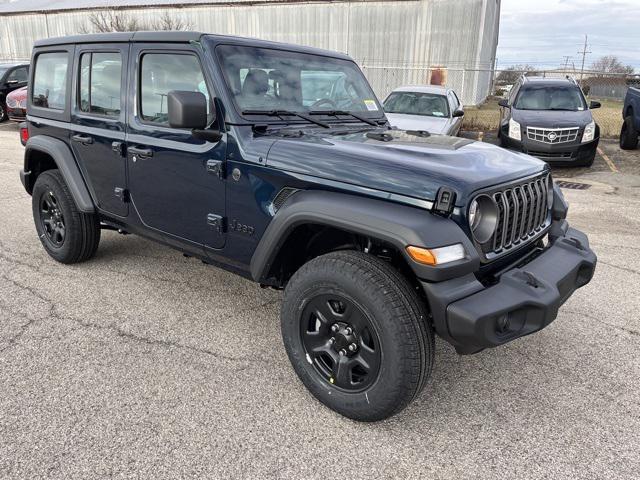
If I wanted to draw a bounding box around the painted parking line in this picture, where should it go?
[597,146,619,173]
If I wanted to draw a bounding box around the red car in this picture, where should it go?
[6,86,27,122]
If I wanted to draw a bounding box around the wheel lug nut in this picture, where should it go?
[339,349,346,356]
[345,327,353,335]
[331,324,339,333]
[348,343,357,352]
[328,337,335,345]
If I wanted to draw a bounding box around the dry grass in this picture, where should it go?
[463,97,623,138]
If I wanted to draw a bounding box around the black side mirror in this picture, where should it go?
[168,91,208,129]
[498,99,509,108]
[452,109,464,118]
[589,100,601,109]
[168,90,222,142]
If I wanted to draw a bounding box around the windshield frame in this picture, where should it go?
[213,43,386,125]
[513,84,588,112]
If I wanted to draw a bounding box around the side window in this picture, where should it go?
[78,52,122,116]
[8,67,28,83]
[32,52,68,110]
[139,53,210,126]
[509,82,520,105]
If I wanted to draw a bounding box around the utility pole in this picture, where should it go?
[578,35,591,85]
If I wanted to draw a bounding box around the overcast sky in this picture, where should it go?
[497,0,640,71]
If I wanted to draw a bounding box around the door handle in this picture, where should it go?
[71,134,93,145]
[127,146,153,158]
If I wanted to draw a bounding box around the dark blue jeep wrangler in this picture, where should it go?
[20,32,596,421]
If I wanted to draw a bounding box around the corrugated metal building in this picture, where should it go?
[0,0,501,105]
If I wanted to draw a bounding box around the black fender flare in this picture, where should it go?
[250,190,480,283]
[23,135,95,213]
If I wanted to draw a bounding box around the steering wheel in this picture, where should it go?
[310,98,337,109]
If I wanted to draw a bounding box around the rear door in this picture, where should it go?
[70,44,129,217]
[126,44,226,249]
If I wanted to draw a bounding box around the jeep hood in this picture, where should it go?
[265,129,546,205]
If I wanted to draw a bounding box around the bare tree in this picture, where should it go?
[80,10,193,34]
[150,12,193,31]
[496,65,540,85]
[79,11,145,33]
[590,55,635,75]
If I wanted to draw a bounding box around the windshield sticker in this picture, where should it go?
[433,112,445,117]
[364,99,378,111]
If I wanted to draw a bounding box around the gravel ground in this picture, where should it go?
[1,121,639,479]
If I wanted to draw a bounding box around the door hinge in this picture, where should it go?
[206,159,224,179]
[207,213,226,233]
[114,187,130,203]
[111,141,126,157]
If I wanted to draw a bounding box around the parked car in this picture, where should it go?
[0,62,29,122]
[620,86,639,150]
[20,32,596,422]
[6,86,27,122]
[498,76,601,166]
[383,85,464,136]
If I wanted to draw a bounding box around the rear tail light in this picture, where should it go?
[20,126,29,146]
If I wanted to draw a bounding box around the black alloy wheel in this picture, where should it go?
[39,190,66,247]
[300,294,381,392]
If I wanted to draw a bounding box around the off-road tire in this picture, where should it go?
[32,169,100,263]
[620,115,638,150]
[281,250,434,422]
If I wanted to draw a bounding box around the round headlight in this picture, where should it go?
[547,176,554,208]
[468,195,498,244]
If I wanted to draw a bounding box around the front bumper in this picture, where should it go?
[422,224,596,354]
[501,129,599,164]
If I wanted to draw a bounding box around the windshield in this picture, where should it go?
[383,91,450,118]
[216,45,382,118]
[514,86,586,111]
[0,67,8,77]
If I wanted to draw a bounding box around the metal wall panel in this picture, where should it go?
[0,0,501,105]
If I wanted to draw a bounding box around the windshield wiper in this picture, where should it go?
[309,110,379,126]
[242,109,330,128]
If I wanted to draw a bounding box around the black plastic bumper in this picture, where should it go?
[422,225,596,354]
[502,134,599,164]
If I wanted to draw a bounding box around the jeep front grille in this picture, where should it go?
[488,174,551,257]
[526,127,579,144]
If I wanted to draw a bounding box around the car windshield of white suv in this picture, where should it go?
[383,91,450,118]
[515,86,586,111]
[216,45,382,118]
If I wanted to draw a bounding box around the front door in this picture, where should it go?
[70,44,129,217]
[126,45,226,249]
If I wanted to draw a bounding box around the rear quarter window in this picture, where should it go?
[32,52,69,110]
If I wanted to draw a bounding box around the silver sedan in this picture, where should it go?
[383,85,464,136]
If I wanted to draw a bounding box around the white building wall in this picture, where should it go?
[0,0,500,105]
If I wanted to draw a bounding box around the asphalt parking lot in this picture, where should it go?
[1,120,639,479]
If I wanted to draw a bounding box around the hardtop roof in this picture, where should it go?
[33,31,353,60]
